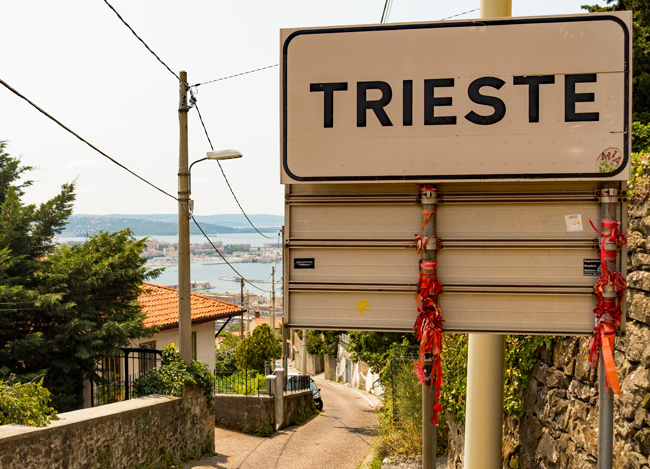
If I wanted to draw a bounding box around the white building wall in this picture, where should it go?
[134,321,216,372]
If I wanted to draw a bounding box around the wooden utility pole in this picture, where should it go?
[240,278,245,339]
[178,70,192,364]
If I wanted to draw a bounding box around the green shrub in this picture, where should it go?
[0,377,59,427]
[132,344,214,409]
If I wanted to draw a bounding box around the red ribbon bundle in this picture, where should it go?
[588,218,626,395]
[413,259,445,424]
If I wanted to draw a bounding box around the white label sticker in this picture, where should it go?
[565,214,583,232]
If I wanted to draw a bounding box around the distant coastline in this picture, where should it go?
[62,213,283,237]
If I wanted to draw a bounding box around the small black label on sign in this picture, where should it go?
[583,259,602,277]
[294,258,315,269]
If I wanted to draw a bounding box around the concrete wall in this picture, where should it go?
[213,390,313,433]
[0,386,213,469]
[324,354,337,381]
[283,390,314,428]
[214,394,275,434]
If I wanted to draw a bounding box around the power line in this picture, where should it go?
[191,64,279,88]
[0,78,178,203]
[381,0,394,23]
[102,0,181,83]
[190,216,273,293]
[191,98,274,239]
[440,8,480,21]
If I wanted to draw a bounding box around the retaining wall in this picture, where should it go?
[0,386,213,469]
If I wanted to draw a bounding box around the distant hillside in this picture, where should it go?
[61,215,281,237]
[74,213,284,229]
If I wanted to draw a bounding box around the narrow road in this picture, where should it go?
[187,378,379,469]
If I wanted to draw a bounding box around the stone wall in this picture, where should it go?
[214,394,275,433]
[446,196,650,468]
[0,386,213,468]
[213,390,313,434]
[282,390,314,427]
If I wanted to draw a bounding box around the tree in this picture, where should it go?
[0,141,160,411]
[235,324,282,373]
[306,330,342,357]
[215,331,241,373]
[583,1,650,122]
[347,331,417,371]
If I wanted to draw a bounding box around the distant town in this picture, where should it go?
[141,238,282,267]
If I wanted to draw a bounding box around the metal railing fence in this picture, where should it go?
[91,347,162,407]
[213,369,269,396]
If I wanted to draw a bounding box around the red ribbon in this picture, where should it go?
[411,234,439,254]
[413,259,445,425]
[588,216,626,395]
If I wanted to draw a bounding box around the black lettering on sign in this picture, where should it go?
[565,74,599,122]
[310,82,348,128]
[294,258,315,269]
[465,77,506,125]
[513,75,555,123]
[403,80,413,126]
[424,78,456,125]
[357,81,393,127]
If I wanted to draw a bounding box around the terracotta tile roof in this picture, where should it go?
[253,316,283,329]
[139,283,244,330]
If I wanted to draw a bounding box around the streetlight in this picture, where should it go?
[178,148,242,364]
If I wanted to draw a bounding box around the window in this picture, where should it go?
[192,332,197,361]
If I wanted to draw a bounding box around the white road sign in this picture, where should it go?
[281,12,631,183]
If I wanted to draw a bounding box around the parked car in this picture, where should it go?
[283,373,323,411]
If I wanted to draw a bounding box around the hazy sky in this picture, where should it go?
[1,0,608,216]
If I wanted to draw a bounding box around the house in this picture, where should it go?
[134,283,245,371]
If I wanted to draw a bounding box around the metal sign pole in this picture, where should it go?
[597,183,618,469]
[421,188,437,469]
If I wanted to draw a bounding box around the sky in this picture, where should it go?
[1,0,609,216]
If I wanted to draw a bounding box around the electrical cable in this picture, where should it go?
[102,0,182,83]
[191,64,279,88]
[0,78,179,203]
[381,0,394,23]
[190,216,273,293]
[439,8,479,21]
[191,98,274,239]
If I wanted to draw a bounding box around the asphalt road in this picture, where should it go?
[186,378,379,469]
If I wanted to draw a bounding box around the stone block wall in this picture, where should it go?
[0,385,214,468]
[447,196,650,468]
[214,394,275,433]
[282,390,314,427]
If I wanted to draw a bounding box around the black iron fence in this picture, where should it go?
[213,370,270,396]
[284,374,311,394]
[91,347,162,407]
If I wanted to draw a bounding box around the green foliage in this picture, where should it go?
[306,330,341,357]
[439,334,551,422]
[132,344,215,410]
[440,334,469,421]
[290,400,315,426]
[0,141,162,411]
[221,244,249,254]
[583,1,650,122]
[215,332,241,373]
[235,324,282,373]
[630,152,650,201]
[347,332,417,371]
[504,336,553,416]
[214,369,266,395]
[256,424,274,437]
[0,377,59,427]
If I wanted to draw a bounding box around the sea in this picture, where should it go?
[56,232,283,298]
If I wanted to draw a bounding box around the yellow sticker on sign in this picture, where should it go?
[355,300,371,316]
